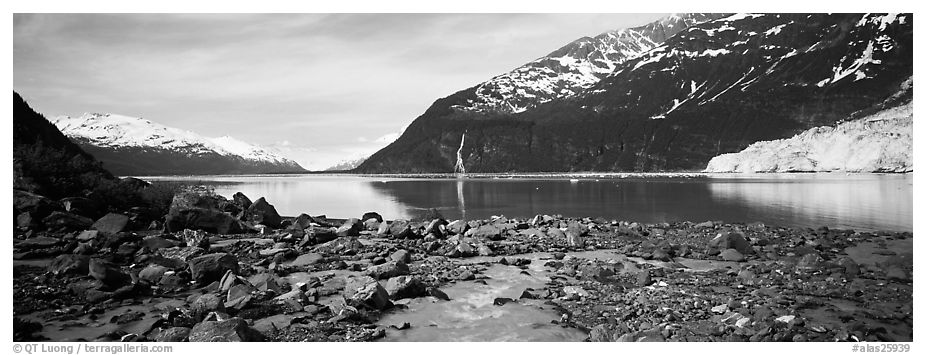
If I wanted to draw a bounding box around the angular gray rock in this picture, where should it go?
[42,211,93,232]
[92,213,130,236]
[188,318,265,342]
[343,275,392,310]
[47,254,90,275]
[245,197,282,228]
[383,275,426,300]
[189,253,240,284]
[709,232,754,255]
[365,261,410,280]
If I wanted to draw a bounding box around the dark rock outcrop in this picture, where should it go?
[165,192,244,234]
[188,253,240,284]
[188,318,265,342]
[245,197,282,228]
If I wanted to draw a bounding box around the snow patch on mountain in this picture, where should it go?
[704,102,912,173]
[451,13,724,114]
[52,113,302,168]
[324,156,368,171]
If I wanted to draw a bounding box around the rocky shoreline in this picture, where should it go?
[13,191,913,342]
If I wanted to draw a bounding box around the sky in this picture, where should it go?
[13,13,666,170]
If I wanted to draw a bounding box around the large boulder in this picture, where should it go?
[188,318,265,342]
[191,293,226,317]
[169,192,224,211]
[362,212,383,223]
[565,222,587,248]
[232,192,252,210]
[835,256,860,279]
[59,197,100,219]
[383,275,426,300]
[446,220,469,235]
[291,253,323,267]
[336,218,363,237]
[291,213,315,230]
[92,213,131,236]
[47,254,90,275]
[180,229,211,250]
[15,236,62,250]
[720,248,746,262]
[424,219,447,237]
[14,190,59,220]
[304,226,338,245]
[470,224,503,241]
[390,250,412,264]
[42,211,93,232]
[16,211,38,230]
[225,284,255,310]
[165,209,243,234]
[120,177,150,190]
[165,192,244,234]
[244,197,282,228]
[88,258,132,288]
[388,220,413,239]
[188,253,240,284]
[343,275,392,310]
[247,273,283,293]
[314,237,364,255]
[365,261,410,280]
[138,264,168,284]
[797,253,824,271]
[142,235,180,250]
[709,232,754,255]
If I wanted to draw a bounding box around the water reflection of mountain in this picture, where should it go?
[149,174,911,231]
[155,175,413,220]
[367,178,742,223]
[706,175,912,232]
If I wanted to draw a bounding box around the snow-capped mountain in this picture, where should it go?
[358,13,912,173]
[454,13,725,113]
[324,156,368,171]
[52,113,305,175]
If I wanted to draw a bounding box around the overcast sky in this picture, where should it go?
[13,13,665,170]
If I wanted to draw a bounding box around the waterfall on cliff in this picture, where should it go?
[454,132,466,176]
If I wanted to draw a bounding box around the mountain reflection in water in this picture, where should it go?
[143,173,911,232]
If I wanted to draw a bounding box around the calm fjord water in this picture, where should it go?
[144,173,912,232]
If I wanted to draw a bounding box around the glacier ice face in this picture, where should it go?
[704,102,912,173]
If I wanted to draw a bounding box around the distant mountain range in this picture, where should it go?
[357,13,912,173]
[52,113,305,175]
[325,157,368,171]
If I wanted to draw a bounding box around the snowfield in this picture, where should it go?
[704,103,912,173]
[52,113,299,166]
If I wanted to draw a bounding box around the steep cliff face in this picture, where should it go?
[357,13,912,173]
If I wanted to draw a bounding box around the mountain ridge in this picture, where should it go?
[357,13,912,174]
[53,113,306,175]
[454,13,727,114]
